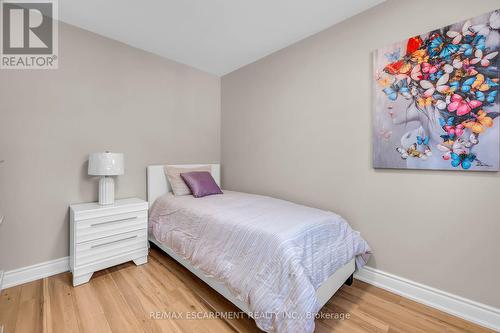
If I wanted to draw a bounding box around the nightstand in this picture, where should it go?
[69,198,149,286]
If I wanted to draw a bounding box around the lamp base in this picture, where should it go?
[98,176,115,205]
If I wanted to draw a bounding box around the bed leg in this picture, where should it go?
[344,274,353,286]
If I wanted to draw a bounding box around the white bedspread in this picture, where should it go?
[149,191,371,333]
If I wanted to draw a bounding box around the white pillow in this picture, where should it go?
[164,165,211,196]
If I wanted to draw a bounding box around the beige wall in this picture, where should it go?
[0,22,221,270]
[222,0,500,308]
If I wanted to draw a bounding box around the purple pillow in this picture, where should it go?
[180,171,223,198]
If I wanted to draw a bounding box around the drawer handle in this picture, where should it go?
[91,235,138,249]
[90,217,137,227]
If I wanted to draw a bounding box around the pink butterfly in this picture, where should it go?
[447,94,482,116]
[420,73,450,97]
[421,62,439,74]
[444,123,465,138]
[470,50,498,67]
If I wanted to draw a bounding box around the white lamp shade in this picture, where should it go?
[88,152,124,176]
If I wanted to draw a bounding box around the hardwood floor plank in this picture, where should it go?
[45,273,79,333]
[109,262,182,333]
[398,298,497,333]
[149,249,262,333]
[0,285,22,333]
[90,273,144,333]
[345,280,401,304]
[13,280,43,333]
[42,278,52,333]
[130,261,233,333]
[148,257,236,333]
[0,247,495,333]
[71,282,113,333]
[331,286,462,333]
[321,296,389,333]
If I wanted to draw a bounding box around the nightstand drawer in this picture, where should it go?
[75,228,147,267]
[76,210,147,244]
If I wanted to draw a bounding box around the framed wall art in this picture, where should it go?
[373,10,499,171]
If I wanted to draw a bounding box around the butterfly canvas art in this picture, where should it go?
[373,9,500,171]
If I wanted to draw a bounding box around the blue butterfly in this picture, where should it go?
[417,135,430,145]
[476,90,498,103]
[473,35,486,51]
[383,87,398,101]
[384,49,401,62]
[449,81,459,91]
[460,44,474,57]
[463,35,474,44]
[439,117,455,128]
[449,77,476,93]
[440,134,454,142]
[450,152,475,169]
[485,77,499,88]
[383,81,411,101]
[428,34,460,58]
[439,44,460,59]
[428,35,444,57]
[429,70,444,81]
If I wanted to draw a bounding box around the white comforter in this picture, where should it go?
[149,191,370,333]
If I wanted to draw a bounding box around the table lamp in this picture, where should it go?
[88,152,124,205]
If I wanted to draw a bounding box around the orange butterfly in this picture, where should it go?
[417,96,432,108]
[471,74,499,92]
[462,110,494,134]
[376,73,395,87]
[410,49,429,64]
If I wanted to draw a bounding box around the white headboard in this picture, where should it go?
[147,164,221,206]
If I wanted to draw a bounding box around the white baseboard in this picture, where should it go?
[355,266,500,332]
[3,257,69,289]
[0,270,4,291]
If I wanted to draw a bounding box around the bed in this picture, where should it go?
[147,164,370,333]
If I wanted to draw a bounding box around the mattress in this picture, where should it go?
[149,190,371,333]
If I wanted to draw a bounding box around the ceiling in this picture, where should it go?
[60,0,384,76]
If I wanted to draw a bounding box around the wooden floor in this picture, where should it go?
[0,247,494,333]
